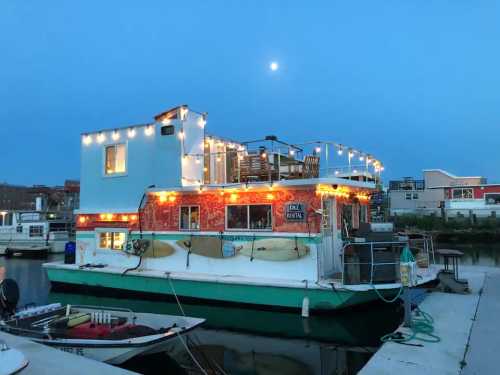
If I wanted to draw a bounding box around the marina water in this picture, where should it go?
[12,251,496,374]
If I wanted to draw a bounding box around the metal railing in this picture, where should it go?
[341,236,435,285]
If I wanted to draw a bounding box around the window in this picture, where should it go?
[29,225,44,237]
[226,205,272,230]
[405,193,412,200]
[180,206,200,230]
[413,193,419,200]
[0,213,13,226]
[485,193,500,205]
[98,231,126,250]
[105,144,126,175]
[452,188,473,200]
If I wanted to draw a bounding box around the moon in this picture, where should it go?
[270,61,279,71]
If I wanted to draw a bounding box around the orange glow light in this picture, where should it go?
[230,193,238,202]
[168,195,176,203]
[99,214,106,220]
[78,216,87,224]
[266,193,274,200]
[106,213,114,221]
[130,215,138,221]
[121,215,129,221]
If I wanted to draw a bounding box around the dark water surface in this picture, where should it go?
[2,255,406,374]
[436,242,500,267]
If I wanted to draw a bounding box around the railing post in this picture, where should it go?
[370,242,374,284]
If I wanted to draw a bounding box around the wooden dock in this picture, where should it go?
[0,331,137,375]
[360,266,500,375]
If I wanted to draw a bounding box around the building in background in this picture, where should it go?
[0,180,80,218]
[441,183,500,218]
[388,170,486,216]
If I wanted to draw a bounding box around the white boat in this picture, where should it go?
[0,210,72,256]
[0,340,29,375]
[0,303,204,365]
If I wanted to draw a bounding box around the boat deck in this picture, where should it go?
[0,330,136,375]
[360,266,500,375]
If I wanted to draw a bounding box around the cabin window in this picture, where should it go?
[0,213,13,226]
[180,206,200,230]
[29,225,44,237]
[98,231,126,250]
[105,144,127,175]
[226,204,272,230]
[452,188,473,200]
[485,193,500,205]
[405,193,412,200]
[413,193,419,200]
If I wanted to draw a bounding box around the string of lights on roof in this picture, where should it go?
[81,105,384,179]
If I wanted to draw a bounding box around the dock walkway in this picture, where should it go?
[0,330,136,375]
[360,266,500,375]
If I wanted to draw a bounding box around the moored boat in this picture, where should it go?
[43,104,439,311]
[0,303,204,365]
[0,210,72,256]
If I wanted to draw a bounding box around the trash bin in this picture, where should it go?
[64,241,76,264]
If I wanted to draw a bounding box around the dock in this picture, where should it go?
[0,331,137,375]
[360,266,500,375]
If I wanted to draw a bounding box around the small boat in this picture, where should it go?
[0,339,29,375]
[0,303,205,365]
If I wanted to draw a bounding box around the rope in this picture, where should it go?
[371,284,404,303]
[250,234,256,261]
[175,331,208,375]
[166,273,185,317]
[381,306,441,344]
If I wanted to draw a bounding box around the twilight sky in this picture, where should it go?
[1,0,499,186]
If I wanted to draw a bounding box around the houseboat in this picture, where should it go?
[44,105,438,311]
[0,210,72,257]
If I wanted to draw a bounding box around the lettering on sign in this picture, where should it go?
[285,203,306,222]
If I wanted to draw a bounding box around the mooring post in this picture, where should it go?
[403,286,412,327]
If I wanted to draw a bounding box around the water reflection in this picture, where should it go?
[2,255,403,374]
[437,242,500,267]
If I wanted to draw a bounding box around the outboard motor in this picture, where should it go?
[0,279,19,319]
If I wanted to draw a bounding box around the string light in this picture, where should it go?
[315,146,321,153]
[337,146,343,155]
[78,216,87,224]
[83,134,92,145]
[198,114,207,128]
[359,155,364,162]
[128,127,136,138]
[180,106,189,121]
[161,118,171,125]
[230,193,238,202]
[130,215,138,221]
[289,149,295,156]
[112,130,120,141]
[145,125,154,136]
[97,132,106,143]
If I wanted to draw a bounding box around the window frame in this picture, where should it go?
[29,225,44,237]
[102,142,128,178]
[451,188,474,200]
[95,228,128,251]
[225,204,273,231]
[485,193,500,206]
[179,205,201,231]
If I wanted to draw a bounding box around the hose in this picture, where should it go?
[381,306,441,344]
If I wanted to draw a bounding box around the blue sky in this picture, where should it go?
[1,0,499,186]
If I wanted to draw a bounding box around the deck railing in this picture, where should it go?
[341,236,434,285]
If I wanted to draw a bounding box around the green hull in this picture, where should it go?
[45,267,397,310]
